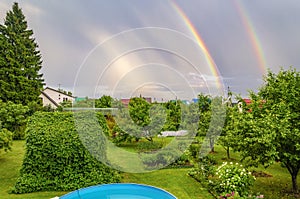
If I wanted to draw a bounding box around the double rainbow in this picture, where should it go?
[170,0,268,91]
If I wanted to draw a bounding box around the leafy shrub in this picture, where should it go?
[0,100,29,139]
[12,112,120,193]
[0,128,13,153]
[188,144,200,159]
[137,141,163,152]
[167,150,193,168]
[188,155,217,183]
[141,146,192,169]
[142,148,182,169]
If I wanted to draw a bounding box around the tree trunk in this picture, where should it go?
[285,162,299,194]
[292,173,298,193]
[210,138,214,153]
[226,146,230,159]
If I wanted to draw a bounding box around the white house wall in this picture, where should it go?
[40,94,57,108]
[43,88,74,105]
[40,88,75,108]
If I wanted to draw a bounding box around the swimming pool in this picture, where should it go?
[59,183,177,199]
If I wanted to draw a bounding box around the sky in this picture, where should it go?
[1,0,300,100]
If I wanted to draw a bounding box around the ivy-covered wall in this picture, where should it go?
[12,112,120,193]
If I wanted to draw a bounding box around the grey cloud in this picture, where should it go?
[0,0,299,98]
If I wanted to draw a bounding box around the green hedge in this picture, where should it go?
[12,112,120,194]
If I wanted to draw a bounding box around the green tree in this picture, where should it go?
[129,97,151,127]
[218,90,236,159]
[197,94,213,151]
[197,93,212,134]
[0,100,29,139]
[145,103,166,139]
[232,68,300,193]
[128,97,151,140]
[197,94,226,153]
[162,100,181,131]
[182,102,198,124]
[109,99,134,143]
[218,104,239,160]
[124,97,166,142]
[95,95,113,108]
[0,128,13,153]
[0,2,44,106]
[115,111,142,142]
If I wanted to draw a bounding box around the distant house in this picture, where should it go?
[242,99,252,106]
[121,97,152,107]
[120,99,131,107]
[39,87,75,108]
[143,97,152,104]
[237,98,266,112]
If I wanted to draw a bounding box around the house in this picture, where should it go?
[39,87,75,109]
[121,97,152,107]
[242,98,252,106]
[237,98,265,112]
[143,97,152,104]
[120,99,131,107]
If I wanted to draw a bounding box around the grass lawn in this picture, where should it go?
[122,168,212,199]
[106,137,175,173]
[252,164,300,199]
[0,140,211,199]
[1,140,300,199]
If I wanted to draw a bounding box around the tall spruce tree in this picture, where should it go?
[0,2,44,105]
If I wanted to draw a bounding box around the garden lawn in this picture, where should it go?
[1,140,210,199]
[1,141,300,199]
[252,164,300,199]
[106,137,175,173]
[122,168,212,199]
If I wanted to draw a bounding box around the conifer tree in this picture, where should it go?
[0,2,44,105]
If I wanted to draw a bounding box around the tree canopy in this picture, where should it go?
[197,94,226,153]
[232,67,300,193]
[95,95,113,108]
[162,100,181,131]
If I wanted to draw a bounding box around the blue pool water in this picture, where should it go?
[60,183,177,199]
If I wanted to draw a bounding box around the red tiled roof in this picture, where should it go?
[243,99,251,105]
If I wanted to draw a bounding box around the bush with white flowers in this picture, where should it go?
[215,162,256,197]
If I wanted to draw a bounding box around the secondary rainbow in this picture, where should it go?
[170,0,224,92]
[233,0,267,74]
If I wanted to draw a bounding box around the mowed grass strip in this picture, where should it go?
[122,168,212,199]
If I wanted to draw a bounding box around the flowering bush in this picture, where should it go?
[188,159,261,198]
[215,162,256,197]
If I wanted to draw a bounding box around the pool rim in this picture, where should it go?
[59,182,177,199]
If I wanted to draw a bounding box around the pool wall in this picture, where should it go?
[59,183,177,199]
